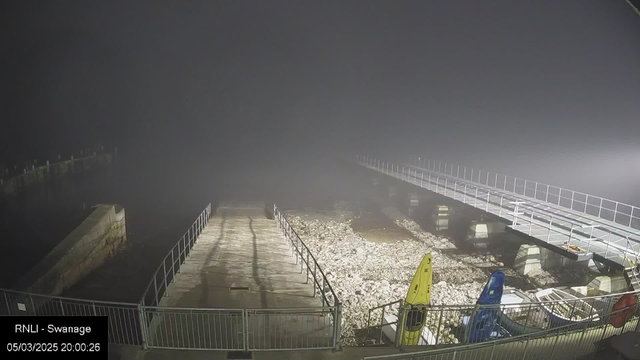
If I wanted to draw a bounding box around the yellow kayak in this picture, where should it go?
[402,253,432,345]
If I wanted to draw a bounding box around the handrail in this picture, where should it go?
[398,165,640,262]
[273,204,342,350]
[357,155,640,268]
[404,159,640,242]
[406,155,640,232]
[2,202,343,351]
[361,303,640,359]
[273,204,340,308]
[1,287,139,307]
[399,162,640,265]
[140,203,213,306]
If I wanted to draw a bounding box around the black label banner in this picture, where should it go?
[1,316,108,359]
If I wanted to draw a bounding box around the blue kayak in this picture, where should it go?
[468,271,505,343]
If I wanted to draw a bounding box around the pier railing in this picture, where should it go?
[407,155,640,230]
[140,203,213,307]
[362,302,640,360]
[273,204,343,350]
[2,201,342,352]
[1,287,144,346]
[364,289,640,348]
[357,155,640,269]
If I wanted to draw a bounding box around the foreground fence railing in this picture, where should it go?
[362,302,640,360]
[273,204,343,350]
[1,288,144,346]
[357,155,640,268]
[1,201,343,352]
[365,288,640,349]
[141,203,213,307]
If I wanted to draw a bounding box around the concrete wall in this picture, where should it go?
[16,204,127,296]
[1,152,114,196]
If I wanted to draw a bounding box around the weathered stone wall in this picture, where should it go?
[16,204,127,296]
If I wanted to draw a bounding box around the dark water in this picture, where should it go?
[0,156,214,293]
[0,171,111,288]
[1,154,369,302]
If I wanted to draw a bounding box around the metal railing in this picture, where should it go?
[141,203,213,307]
[1,288,144,346]
[362,301,640,360]
[366,299,405,345]
[357,155,640,269]
[273,204,343,350]
[141,306,339,350]
[407,155,640,231]
[273,204,340,311]
[1,202,343,352]
[364,289,640,349]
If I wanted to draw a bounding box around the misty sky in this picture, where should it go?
[1,1,639,204]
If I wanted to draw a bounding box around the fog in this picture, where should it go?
[2,0,639,207]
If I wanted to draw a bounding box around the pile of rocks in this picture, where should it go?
[283,200,600,346]
[285,204,503,345]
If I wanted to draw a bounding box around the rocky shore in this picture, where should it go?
[284,201,593,345]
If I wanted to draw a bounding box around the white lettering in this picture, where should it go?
[47,325,91,336]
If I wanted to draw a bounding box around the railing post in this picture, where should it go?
[395,302,406,348]
[60,299,65,315]
[333,302,342,351]
[434,308,444,346]
[465,305,479,344]
[162,261,168,297]
[153,276,158,306]
[138,303,149,349]
[171,249,175,282]
[379,306,386,344]
[528,211,534,235]
[243,309,250,352]
[322,277,327,306]
[568,223,575,248]
[545,185,549,202]
[474,187,478,207]
[313,263,317,297]
[306,251,310,283]
[557,188,562,205]
[463,184,467,203]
